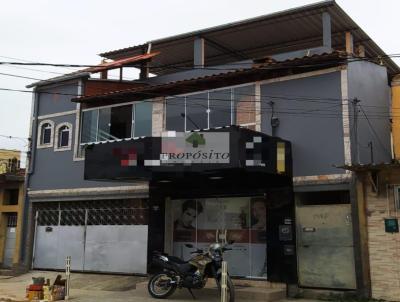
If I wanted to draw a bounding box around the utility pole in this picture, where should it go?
[368,141,374,164]
[352,98,361,164]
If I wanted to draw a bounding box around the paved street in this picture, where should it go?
[0,271,322,302]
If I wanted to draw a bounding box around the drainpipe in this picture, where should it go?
[19,88,39,267]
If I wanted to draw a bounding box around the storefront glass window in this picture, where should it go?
[81,110,99,143]
[81,102,153,146]
[134,102,152,137]
[170,196,267,278]
[166,97,185,132]
[209,89,232,128]
[186,93,208,131]
[166,83,257,132]
[98,105,132,141]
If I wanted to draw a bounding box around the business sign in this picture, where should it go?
[160,131,230,164]
[84,126,292,181]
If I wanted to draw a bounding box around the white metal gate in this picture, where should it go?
[3,214,18,268]
[33,201,149,274]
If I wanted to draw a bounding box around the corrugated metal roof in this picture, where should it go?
[98,1,399,76]
[73,51,349,104]
[26,71,90,89]
[82,52,159,73]
[26,53,159,89]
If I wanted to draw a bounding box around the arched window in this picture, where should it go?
[41,123,52,144]
[58,125,70,147]
[38,120,54,148]
[55,122,73,151]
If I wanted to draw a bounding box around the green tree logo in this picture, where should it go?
[186,133,206,148]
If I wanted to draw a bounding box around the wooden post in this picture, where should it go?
[346,32,354,54]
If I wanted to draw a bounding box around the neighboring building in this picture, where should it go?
[0,150,20,174]
[342,164,400,302]
[392,74,400,158]
[0,152,25,272]
[23,0,398,298]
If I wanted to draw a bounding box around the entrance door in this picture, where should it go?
[296,204,356,289]
[170,196,267,278]
[3,214,17,268]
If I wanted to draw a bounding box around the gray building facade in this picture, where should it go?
[22,1,398,297]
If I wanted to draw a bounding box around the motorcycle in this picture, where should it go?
[148,242,235,301]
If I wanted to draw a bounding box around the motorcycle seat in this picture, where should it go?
[167,256,187,265]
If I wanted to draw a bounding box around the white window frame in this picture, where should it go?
[37,119,55,149]
[79,100,152,149]
[54,122,73,151]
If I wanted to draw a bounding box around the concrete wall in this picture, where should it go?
[260,71,345,177]
[347,61,392,164]
[37,83,78,116]
[29,82,136,191]
[29,61,392,190]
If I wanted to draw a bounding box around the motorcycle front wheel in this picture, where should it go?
[148,273,177,299]
[216,275,235,302]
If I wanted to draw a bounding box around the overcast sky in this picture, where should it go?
[1,0,399,161]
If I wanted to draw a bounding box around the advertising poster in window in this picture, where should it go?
[171,196,267,278]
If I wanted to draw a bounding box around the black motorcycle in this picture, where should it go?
[148,242,235,301]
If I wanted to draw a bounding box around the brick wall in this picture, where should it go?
[364,170,400,301]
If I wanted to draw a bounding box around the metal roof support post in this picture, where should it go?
[322,12,332,49]
[194,37,205,68]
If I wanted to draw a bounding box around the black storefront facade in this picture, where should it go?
[84,126,297,284]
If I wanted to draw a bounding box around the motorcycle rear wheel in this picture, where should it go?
[148,273,177,299]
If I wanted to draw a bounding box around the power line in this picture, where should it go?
[0,62,96,68]
[0,53,399,72]
[0,86,397,120]
[0,72,42,81]
[0,64,69,75]
[0,70,394,111]
[0,134,29,147]
[0,134,28,140]
[359,105,392,158]
[0,55,83,79]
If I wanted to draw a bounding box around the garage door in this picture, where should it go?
[33,201,148,274]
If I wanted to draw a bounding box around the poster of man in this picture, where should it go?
[171,196,267,278]
[174,199,203,230]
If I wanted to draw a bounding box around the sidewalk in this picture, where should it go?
[0,271,320,302]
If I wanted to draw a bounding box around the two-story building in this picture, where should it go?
[23,0,398,298]
[0,151,25,273]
